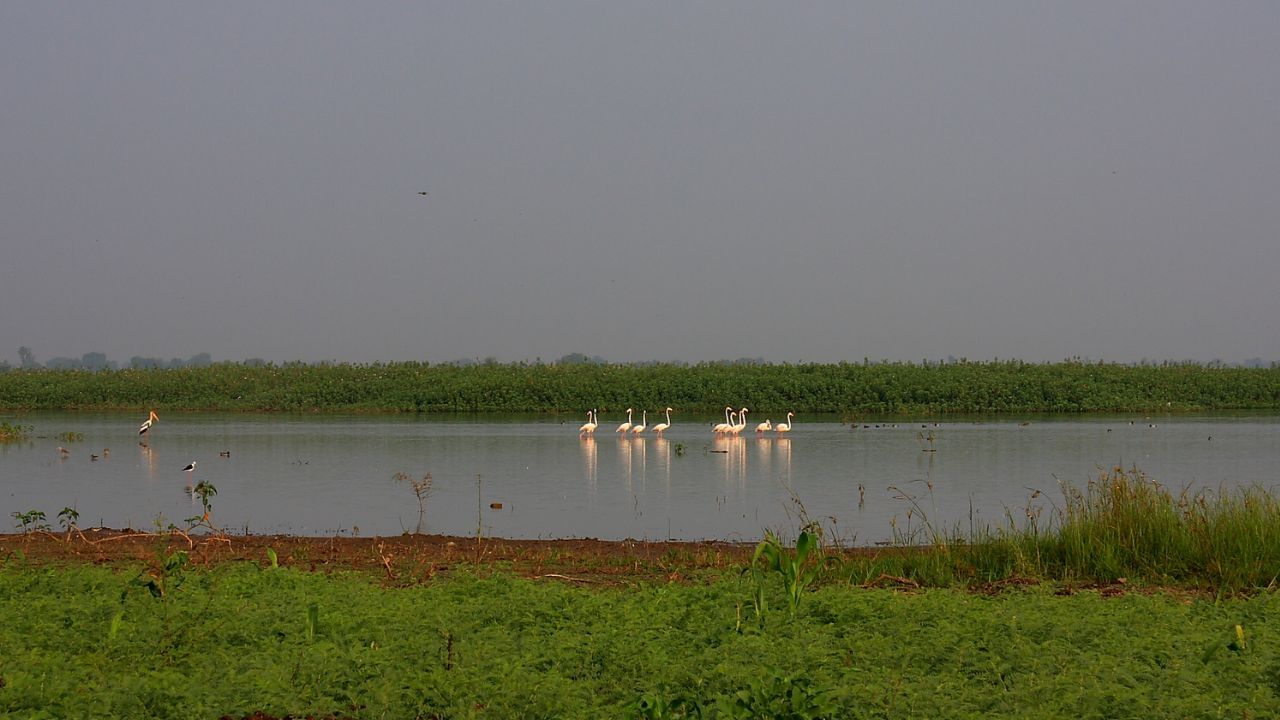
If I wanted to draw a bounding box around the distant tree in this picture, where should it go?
[556,353,605,365]
[0,360,11,373]
[18,346,38,369]
[186,352,212,368]
[168,357,185,369]
[45,356,80,369]
[242,357,267,367]
[80,352,115,371]
[130,356,164,369]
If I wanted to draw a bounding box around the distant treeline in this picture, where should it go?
[4,347,236,372]
[2,360,1280,414]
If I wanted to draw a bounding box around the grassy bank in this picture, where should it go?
[2,360,1279,414]
[2,556,1277,719]
[838,467,1280,594]
[6,466,1280,717]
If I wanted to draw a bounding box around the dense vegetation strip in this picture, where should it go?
[2,360,1279,413]
[850,467,1280,593]
[0,557,1276,719]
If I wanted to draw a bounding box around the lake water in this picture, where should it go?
[3,412,1279,544]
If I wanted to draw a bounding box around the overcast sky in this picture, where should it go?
[2,2,1278,366]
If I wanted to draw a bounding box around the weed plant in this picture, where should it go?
[830,467,1280,594]
[0,422,32,441]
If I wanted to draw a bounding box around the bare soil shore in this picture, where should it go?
[0,528,766,585]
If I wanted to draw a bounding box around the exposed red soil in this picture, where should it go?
[0,528,767,586]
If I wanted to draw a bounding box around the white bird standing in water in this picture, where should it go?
[652,407,673,436]
[578,409,598,436]
[631,410,648,434]
[731,408,748,435]
[616,408,634,434]
[713,406,734,434]
[775,412,795,435]
[756,419,773,433]
[138,410,158,436]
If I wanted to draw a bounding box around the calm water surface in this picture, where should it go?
[3,412,1279,543]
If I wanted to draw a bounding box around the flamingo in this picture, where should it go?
[713,406,734,434]
[631,410,648,434]
[776,412,795,435]
[578,409,598,436]
[756,419,773,433]
[616,408,634,434]
[138,410,158,436]
[652,407,673,435]
[731,408,748,435]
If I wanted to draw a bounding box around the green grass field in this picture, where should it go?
[2,555,1277,719]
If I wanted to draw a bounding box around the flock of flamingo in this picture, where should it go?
[577,407,794,437]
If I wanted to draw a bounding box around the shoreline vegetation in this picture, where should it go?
[4,468,1280,718]
[7,468,1279,595]
[1,359,1279,414]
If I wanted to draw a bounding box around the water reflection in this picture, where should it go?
[580,436,597,494]
[654,437,671,494]
[618,434,632,492]
[713,435,748,493]
[7,412,1280,542]
[139,442,158,481]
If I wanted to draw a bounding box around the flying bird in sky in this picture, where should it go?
[417,191,429,196]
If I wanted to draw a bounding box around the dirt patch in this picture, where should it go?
[0,529,764,585]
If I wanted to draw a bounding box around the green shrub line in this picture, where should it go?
[2,359,1279,413]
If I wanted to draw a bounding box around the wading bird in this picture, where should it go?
[776,412,795,435]
[578,409,598,436]
[631,410,648,435]
[713,406,734,434]
[615,408,634,434]
[652,407,673,436]
[731,408,748,435]
[138,410,158,436]
[182,461,197,473]
[756,419,773,433]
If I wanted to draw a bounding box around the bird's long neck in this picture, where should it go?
[665,408,672,424]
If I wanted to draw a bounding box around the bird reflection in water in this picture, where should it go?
[713,434,748,492]
[580,436,597,495]
[139,443,158,480]
[654,437,672,495]
[631,434,647,492]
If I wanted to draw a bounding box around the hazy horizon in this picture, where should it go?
[4,3,1278,367]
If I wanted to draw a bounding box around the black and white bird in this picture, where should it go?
[182,461,197,473]
[139,410,158,436]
